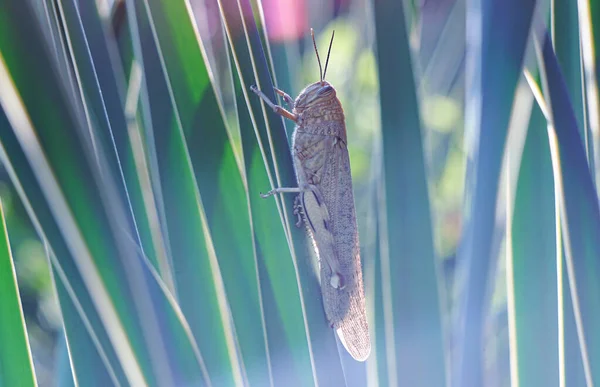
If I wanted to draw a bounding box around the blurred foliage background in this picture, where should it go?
[1,0,599,386]
[1,0,465,380]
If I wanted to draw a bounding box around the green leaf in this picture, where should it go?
[56,0,169,278]
[0,109,128,386]
[52,263,119,386]
[372,1,446,385]
[0,202,36,387]
[54,331,76,387]
[549,7,590,382]
[451,0,536,385]
[552,0,585,138]
[0,2,210,385]
[508,101,559,385]
[562,245,588,386]
[367,185,388,387]
[0,2,147,383]
[539,31,600,385]
[125,1,242,385]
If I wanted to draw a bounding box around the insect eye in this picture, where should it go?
[318,85,333,95]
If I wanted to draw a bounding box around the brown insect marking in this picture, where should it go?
[297,148,309,161]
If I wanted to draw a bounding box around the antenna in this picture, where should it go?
[323,30,335,81]
[311,28,323,83]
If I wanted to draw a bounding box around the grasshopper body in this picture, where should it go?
[251,30,370,362]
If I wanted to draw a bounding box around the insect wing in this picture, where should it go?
[325,134,370,361]
[294,128,370,361]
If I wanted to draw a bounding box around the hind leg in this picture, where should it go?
[293,194,304,227]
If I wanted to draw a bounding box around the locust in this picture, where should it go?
[250,29,370,362]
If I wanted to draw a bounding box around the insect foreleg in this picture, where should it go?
[259,187,304,198]
[273,87,294,108]
[250,85,298,122]
[260,183,322,198]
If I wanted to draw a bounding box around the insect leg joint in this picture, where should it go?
[250,85,298,122]
[273,87,294,108]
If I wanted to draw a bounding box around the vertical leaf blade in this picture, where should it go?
[0,202,36,387]
[373,1,446,385]
[508,103,559,385]
[541,33,600,384]
[126,1,241,385]
[453,0,536,385]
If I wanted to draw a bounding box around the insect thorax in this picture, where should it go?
[294,99,346,136]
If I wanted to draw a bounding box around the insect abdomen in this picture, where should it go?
[292,121,370,361]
